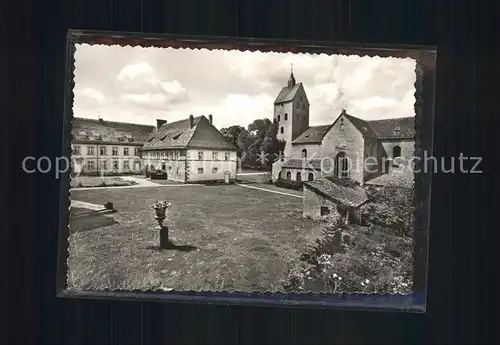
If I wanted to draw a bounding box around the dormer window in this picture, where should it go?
[393,127,401,135]
[173,133,182,140]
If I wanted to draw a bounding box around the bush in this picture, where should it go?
[104,201,114,210]
[274,178,303,191]
[282,210,413,294]
[361,185,414,237]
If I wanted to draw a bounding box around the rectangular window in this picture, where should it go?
[124,161,129,169]
[212,152,218,160]
[100,146,107,155]
[73,146,81,155]
[87,160,94,170]
[123,148,129,156]
[224,152,229,161]
[212,167,218,173]
[112,147,118,156]
[87,146,95,155]
[113,160,119,169]
[101,160,107,170]
[197,167,204,174]
[198,152,204,160]
[134,148,140,156]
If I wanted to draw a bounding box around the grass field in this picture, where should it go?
[68,184,324,292]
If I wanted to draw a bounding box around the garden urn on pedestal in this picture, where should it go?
[152,201,172,249]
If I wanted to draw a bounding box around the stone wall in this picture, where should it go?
[291,143,322,160]
[303,185,339,220]
[320,114,365,183]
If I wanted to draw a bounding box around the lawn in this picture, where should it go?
[70,176,137,188]
[68,184,324,292]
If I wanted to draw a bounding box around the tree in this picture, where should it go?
[220,125,245,150]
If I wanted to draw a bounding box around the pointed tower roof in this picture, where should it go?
[287,65,296,87]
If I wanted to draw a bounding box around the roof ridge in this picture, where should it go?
[183,116,206,148]
[365,116,415,123]
[161,115,203,128]
[73,117,155,128]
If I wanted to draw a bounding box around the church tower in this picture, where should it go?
[273,67,310,159]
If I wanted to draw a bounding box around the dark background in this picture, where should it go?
[4,0,493,344]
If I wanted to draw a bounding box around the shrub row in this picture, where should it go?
[274,178,303,191]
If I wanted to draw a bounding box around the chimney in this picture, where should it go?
[189,114,194,128]
[208,114,213,125]
[156,119,167,129]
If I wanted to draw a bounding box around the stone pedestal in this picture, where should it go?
[160,226,169,249]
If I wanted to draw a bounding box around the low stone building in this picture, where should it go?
[303,176,369,224]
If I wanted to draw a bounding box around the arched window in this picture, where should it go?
[286,171,291,180]
[334,152,350,178]
[280,126,284,134]
[296,172,301,181]
[284,113,288,121]
[393,145,401,158]
[301,148,307,158]
[308,172,314,181]
[277,115,280,122]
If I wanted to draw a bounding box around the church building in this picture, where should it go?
[272,70,416,187]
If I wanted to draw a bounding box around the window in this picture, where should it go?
[198,167,204,174]
[296,172,301,181]
[134,148,140,156]
[101,160,107,170]
[123,148,129,156]
[113,160,119,169]
[177,167,180,176]
[87,146,95,155]
[212,167,218,173]
[284,113,288,120]
[161,163,166,170]
[198,152,204,160]
[301,149,307,158]
[174,151,179,160]
[280,126,284,134]
[339,118,345,132]
[286,171,291,180]
[87,160,94,170]
[225,152,230,161]
[277,115,281,122]
[100,146,107,155]
[320,206,330,216]
[308,172,314,181]
[73,146,80,155]
[393,145,401,158]
[334,152,350,178]
[124,161,129,169]
[112,147,118,156]
[212,152,218,160]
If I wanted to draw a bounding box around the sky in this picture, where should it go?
[73,44,416,130]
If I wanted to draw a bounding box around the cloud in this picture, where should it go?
[116,62,189,110]
[73,87,105,110]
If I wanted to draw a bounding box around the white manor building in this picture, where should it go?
[141,115,239,183]
[71,117,154,175]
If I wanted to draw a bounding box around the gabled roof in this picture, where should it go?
[364,117,416,140]
[72,117,155,143]
[142,115,238,151]
[292,125,332,145]
[304,177,369,208]
[336,112,415,140]
[274,82,303,104]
